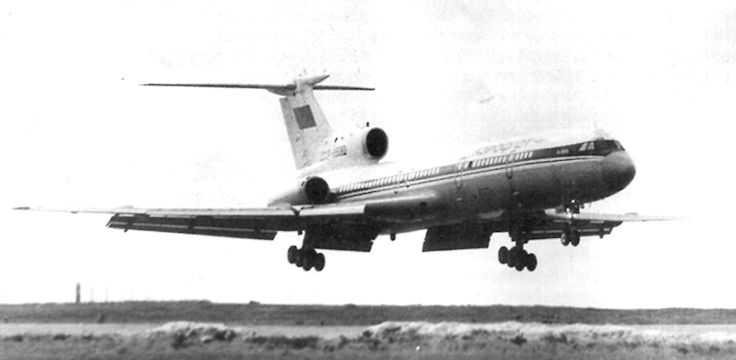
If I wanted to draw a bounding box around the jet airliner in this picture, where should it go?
[17,74,664,272]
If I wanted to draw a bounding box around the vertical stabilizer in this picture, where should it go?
[276,75,334,169]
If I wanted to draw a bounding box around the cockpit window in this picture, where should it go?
[594,140,624,151]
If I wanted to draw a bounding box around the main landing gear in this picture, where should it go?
[497,225,537,272]
[498,246,537,272]
[287,245,325,272]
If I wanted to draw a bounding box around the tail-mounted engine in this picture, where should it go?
[335,127,388,164]
[302,176,331,204]
[312,126,389,170]
[361,127,389,160]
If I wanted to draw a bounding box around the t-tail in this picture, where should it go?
[143,74,374,170]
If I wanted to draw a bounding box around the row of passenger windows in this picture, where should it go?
[469,151,534,169]
[339,151,536,194]
[339,167,442,193]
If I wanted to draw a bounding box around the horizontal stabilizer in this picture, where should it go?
[142,75,374,93]
[142,83,374,91]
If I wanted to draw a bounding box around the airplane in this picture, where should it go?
[16,74,667,272]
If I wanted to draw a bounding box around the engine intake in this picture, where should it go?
[303,176,331,203]
[364,128,388,160]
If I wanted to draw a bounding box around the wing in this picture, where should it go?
[531,210,676,241]
[421,209,676,252]
[13,191,440,242]
[15,204,367,240]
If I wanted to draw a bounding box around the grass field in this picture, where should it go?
[3,301,736,325]
[3,321,736,360]
[4,302,736,359]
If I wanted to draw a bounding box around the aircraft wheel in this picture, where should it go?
[507,248,517,268]
[515,260,525,271]
[302,252,313,271]
[526,253,537,272]
[561,233,570,246]
[287,246,298,264]
[515,249,528,271]
[570,232,580,247]
[295,250,304,268]
[498,246,509,264]
[315,253,326,272]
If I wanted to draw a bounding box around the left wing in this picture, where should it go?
[14,204,368,240]
[13,191,441,241]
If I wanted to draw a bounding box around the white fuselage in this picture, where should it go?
[270,129,636,235]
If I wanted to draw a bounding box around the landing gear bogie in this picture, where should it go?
[497,245,537,272]
[288,246,326,272]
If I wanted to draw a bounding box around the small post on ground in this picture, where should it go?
[75,282,81,304]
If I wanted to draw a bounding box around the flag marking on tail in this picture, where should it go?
[294,106,316,129]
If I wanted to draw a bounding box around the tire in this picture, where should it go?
[287,246,298,264]
[507,248,517,267]
[515,261,525,271]
[303,250,316,271]
[315,253,326,272]
[498,246,509,264]
[561,233,569,246]
[295,253,303,267]
[526,253,537,272]
[571,232,580,247]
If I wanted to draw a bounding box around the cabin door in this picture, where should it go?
[505,152,515,179]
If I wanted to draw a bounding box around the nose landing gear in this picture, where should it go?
[561,225,581,247]
[287,245,326,272]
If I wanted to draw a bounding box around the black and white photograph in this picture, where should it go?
[1,1,735,358]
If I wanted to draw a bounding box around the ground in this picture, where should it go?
[2,302,736,359]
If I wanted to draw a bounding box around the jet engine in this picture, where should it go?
[345,127,389,163]
[302,176,331,204]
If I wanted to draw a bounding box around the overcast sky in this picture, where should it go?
[1,1,734,307]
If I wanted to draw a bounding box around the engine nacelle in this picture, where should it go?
[302,176,331,204]
[345,127,389,163]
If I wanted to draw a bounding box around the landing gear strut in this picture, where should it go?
[497,225,537,272]
[287,245,325,272]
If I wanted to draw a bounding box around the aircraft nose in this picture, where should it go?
[601,151,636,193]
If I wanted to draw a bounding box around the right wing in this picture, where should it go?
[534,210,678,240]
[422,209,677,252]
